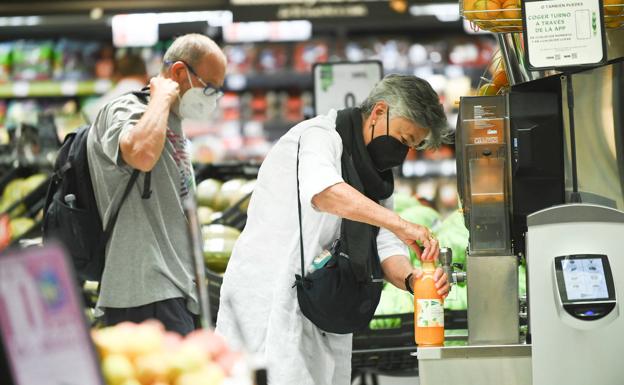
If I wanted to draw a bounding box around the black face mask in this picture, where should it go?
[366,107,409,172]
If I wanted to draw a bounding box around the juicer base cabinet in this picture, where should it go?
[417,345,532,385]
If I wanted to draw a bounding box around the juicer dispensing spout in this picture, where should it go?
[439,247,466,286]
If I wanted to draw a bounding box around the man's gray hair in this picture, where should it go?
[360,74,451,149]
[161,33,224,72]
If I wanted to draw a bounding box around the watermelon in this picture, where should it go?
[202,225,240,273]
[196,179,222,208]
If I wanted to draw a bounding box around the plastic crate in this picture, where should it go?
[206,268,223,325]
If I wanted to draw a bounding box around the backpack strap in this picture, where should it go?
[142,172,152,199]
[103,170,141,243]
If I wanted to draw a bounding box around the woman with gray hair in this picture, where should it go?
[216,74,451,384]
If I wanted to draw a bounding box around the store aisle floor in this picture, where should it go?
[377,376,420,385]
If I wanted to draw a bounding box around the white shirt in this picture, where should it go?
[216,110,408,385]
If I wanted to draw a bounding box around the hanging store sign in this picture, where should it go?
[228,0,412,22]
[0,245,103,385]
[313,61,382,115]
[522,0,607,69]
[112,13,159,48]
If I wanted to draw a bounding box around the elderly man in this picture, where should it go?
[87,34,226,335]
[217,74,451,384]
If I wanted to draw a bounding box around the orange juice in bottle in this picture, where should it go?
[414,261,444,346]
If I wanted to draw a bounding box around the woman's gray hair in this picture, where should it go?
[161,33,224,72]
[360,74,451,149]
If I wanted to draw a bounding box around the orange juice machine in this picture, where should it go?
[417,26,624,385]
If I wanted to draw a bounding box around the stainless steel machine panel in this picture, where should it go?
[467,256,519,345]
[561,63,624,210]
[527,204,624,385]
[418,344,532,385]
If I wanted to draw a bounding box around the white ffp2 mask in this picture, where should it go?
[178,68,218,121]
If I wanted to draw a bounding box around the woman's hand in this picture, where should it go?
[393,218,439,262]
[410,267,450,298]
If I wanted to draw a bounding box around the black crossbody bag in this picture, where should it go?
[293,138,384,334]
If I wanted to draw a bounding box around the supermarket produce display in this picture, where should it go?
[92,321,244,385]
[0,8,517,385]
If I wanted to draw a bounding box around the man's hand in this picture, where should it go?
[393,218,439,262]
[149,76,179,106]
[410,267,450,298]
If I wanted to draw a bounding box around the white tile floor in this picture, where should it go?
[351,375,419,385]
[378,375,419,385]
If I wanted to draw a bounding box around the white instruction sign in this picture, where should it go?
[314,61,382,115]
[0,245,103,385]
[523,0,606,69]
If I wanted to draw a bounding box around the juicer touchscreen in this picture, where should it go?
[562,258,609,300]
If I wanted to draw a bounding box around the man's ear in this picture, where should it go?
[169,61,187,84]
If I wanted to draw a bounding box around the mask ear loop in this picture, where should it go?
[386,106,390,136]
[370,120,376,142]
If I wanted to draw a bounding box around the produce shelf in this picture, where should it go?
[0,79,112,98]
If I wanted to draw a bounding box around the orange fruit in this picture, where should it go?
[605,15,624,28]
[474,0,502,20]
[502,0,521,19]
[463,0,478,20]
[493,70,508,87]
[478,83,500,96]
[604,0,624,16]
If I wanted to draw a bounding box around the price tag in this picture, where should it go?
[522,0,607,69]
[313,61,382,116]
[0,245,103,385]
[60,80,79,96]
[94,79,112,94]
[12,81,30,97]
[225,74,247,91]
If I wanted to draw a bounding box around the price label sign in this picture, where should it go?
[522,0,607,69]
[313,61,382,116]
[0,245,103,385]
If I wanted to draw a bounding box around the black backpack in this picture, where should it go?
[43,91,151,281]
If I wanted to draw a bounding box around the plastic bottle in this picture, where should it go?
[414,261,444,346]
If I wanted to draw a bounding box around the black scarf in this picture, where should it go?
[335,108,394,202]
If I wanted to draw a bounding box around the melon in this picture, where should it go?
[196,179,222,208]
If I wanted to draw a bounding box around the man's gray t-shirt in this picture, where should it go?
[87,93,198,316]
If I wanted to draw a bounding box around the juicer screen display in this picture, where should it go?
[556,256,614,301]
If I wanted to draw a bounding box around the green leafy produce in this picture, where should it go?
[400,205,441,230]
[393,192,420,214]
[369,283,414,330]
[519,264,527,298]
[443,283,467,310]
[433,210,469,266]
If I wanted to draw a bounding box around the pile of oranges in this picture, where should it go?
[461,0,624,32]
[478,68,509,96]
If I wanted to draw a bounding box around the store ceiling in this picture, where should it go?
[0,0,227,16]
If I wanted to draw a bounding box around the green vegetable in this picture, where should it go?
[369,283,414,330]
[393,192,420,214]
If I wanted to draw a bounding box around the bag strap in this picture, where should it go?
[142,171,152,199]
[296,137,306,278]
[103,169,141,242]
